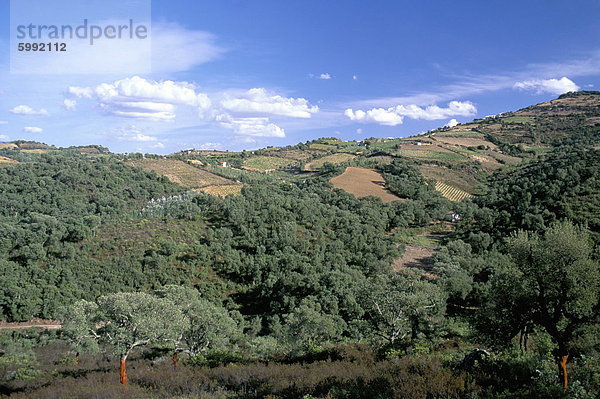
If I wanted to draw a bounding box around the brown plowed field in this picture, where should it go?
[330,167,401,202]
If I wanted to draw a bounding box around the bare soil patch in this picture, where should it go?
[393,245,435,272]
[0,318,61,330]
[331,167,401,202]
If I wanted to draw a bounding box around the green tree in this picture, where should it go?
[154,285,242,361]
[477,221,600,389]
[62,292,186,390]
[282,296,346,352]
[362,273,446,345]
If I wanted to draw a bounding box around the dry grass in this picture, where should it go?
[0,143,18,150]
[20,149,51,154]
[128,158,235,188]
[330,167,401,203]
[304,153,356,171]
[196,184,243,197]
[0,155,18,164]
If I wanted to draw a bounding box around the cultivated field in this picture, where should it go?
[197,184,243,197]
[432,135,498,149]
[398,148,468,162]
[330,167,401,202]
[304,153,356,171]
[128,158,236,188]
[418,164,479,193]
[434,181,473,201]
[309,143,337,151]
[242,156,296,172]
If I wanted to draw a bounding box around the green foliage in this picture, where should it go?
[154,285,243,355]
[476,221,600,357]
[460,148,600,245]
[362,272,446,345]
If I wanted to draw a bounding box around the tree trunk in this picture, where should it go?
[172,352,178,368]
[558,355,568,390]
[120,358,128,391]
[75,352,79,367]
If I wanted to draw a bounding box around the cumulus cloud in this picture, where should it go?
[23,126,43,133]
[353,75,358,81]
[10,105,49,116]
[0,135,9,141]
[221,88,318,118]
[319,73,331,80]
[63,99,77,110]
[356,128,363,134]
[513,77,579,95]
[344,101,477,126]
[217,114,285,137]
[345,108,404,126]
[445,119,459,128]
[67,76,211,121]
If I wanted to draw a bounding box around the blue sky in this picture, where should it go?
[1,0,599,153]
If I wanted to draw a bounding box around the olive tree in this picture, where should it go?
[476,221,600,390]
[363,273,446,345]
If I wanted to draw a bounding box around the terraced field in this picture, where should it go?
[398,149,468,162]
[304,153,356,171]
[242,156,296,172]
[128,158,236,189]
[331,167,401,202]
[434,181,473,202]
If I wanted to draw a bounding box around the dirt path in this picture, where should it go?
[393,245,435,272]
[0,319,61,330]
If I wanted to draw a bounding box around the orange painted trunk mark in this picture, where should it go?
[120,358,128,390]
[75,354,79,367]
[559,355,568,390]
[173,353,178,368]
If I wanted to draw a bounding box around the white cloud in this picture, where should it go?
[67,76,211,121]
[395,101,477,120]
[63,99,76,111]
[0,135,9,141]
[217,114,285,137]
[23,126,43,133]
[513,77,579,95]
[345,108,404,126]
[10,105,49,116]
[445,119,459,128]
[356,128,363,134]
[353,75,358,81]
[197,142,223,150]
[0,121,7,125]
[344,101,476,126]
[221,88,318,118]
[115,125,158,142]
[151,23,225,74]
[319,73,331,80]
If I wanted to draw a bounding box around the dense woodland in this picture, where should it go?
[1,94,600,398]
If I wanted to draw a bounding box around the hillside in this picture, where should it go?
[1,93,600,397]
